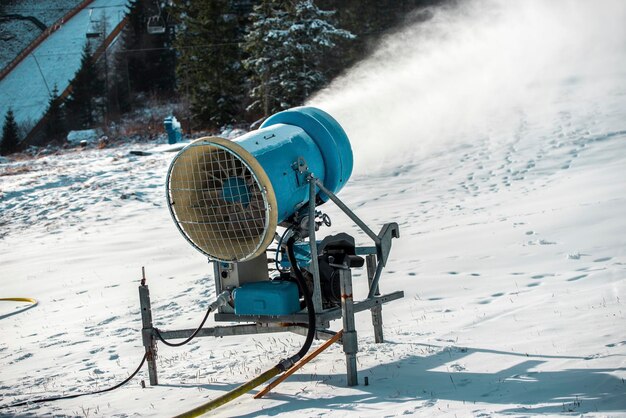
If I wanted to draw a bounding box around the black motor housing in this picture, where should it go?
[314,233,364,308]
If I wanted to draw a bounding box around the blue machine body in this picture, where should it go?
[233,281,301,316]
[279,241,313,269]
[232,106,353,224]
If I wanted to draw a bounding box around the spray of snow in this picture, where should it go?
[310,0,626,175]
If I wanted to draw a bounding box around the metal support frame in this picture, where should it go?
[157,323,305,340]
[367,254,384,343]
[138,171,402,387]
[213,291,403,325]
[139,282,158,386]
[339,266,358,386]
[308,179,324,313]
[312,177,399,299]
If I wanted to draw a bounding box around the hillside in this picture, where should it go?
[1,1,625,416]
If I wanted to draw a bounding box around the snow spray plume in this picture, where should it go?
[309,0,626,175]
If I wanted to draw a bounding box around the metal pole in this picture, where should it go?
[367,261,385,300]
[103,14,108,125]
[366,254,384,343]
[32,54,51,96]
[339,266,358,386]
[139,268,158,386]
[212,260,222,297]
[308,178,323,312]
[254,330,344,398]
[314,178,380,245]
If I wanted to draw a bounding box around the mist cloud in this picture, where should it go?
[310,0,626,175]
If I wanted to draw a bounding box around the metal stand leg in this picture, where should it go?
[308,179,323,313]
[139,281,158,386]
[366,254,384,343]
[339,267,358,386]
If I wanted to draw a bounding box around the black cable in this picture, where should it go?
[5,298,218,408]
[4,352,148,409]
[275,226,294,273]
[285,236,316,364]
[153,306,212,347]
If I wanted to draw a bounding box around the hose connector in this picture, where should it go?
[209,290,231,311]
[277,356,298,372]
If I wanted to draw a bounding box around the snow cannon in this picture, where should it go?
[144,105,403,392]
[166,106,353,262]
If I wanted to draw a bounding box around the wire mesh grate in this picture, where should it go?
[167,141,270,261]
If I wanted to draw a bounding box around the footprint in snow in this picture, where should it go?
[12,352,33,363]
[567,253,584,260]
[97,315,119,326]
[449,363,466,371]
[567,274,588,282]
[594,257,612,262]
[529,239,557,245]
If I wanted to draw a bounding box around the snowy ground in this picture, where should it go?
[0,0,82,69]
[1,1,626,417]
[2,0,83,27]
[0,0,128,129]
[0,20,40,71]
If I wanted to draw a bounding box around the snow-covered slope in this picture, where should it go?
[0,0,128,129]
[1,0,625,417]
[0,0,82,69]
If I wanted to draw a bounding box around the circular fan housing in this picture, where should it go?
[166,106,353,262]
[166,137,277,262]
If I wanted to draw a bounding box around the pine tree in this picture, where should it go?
[242,0,288,117]
[244,0,354,117]
[317,0,433,77]
[45,85,66,142]
[0,109,20,156]
[65,43,104,129]
[109,0,143,115]
[174,0,245,128]
[288,1,355,104]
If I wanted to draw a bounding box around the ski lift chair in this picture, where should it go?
[147,15,166,34]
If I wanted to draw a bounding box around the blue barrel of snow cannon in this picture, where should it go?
[166,106,353,262]
[259,106,353,203]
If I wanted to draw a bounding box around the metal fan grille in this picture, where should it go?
[167,140,270,262]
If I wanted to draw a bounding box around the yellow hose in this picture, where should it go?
[174,366,282,418]
[0,297,37,304]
